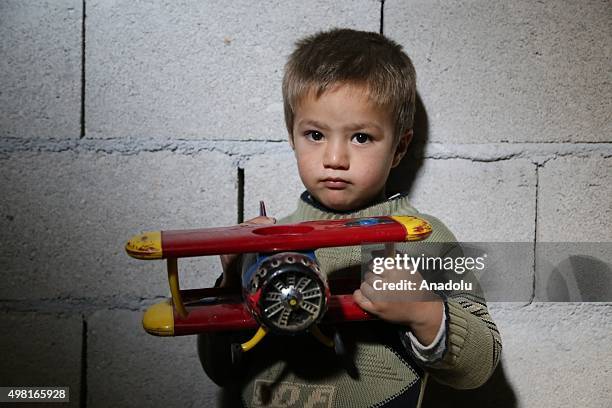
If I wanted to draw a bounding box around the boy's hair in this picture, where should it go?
[283,28,416,143]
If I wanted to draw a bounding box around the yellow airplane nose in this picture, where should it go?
[143,300,175,336]
[125,231,163,259]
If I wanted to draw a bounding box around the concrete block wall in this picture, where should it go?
[1,1,610,407]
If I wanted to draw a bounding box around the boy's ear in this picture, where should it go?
[391,129,413,168]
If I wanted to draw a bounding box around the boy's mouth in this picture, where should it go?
[321,177,350,189]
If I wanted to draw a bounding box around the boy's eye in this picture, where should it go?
[352,133,371,144]
[305,131,324,141]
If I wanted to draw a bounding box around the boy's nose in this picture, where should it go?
[323,140,349,170]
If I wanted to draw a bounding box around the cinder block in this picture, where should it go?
[0,151,236,301]
[422,303,612,408]
[0,312,82,407]
[536,157,612,301]
[88,309,219,408]
[407,159,536,242]
[538,157,612,241]
[0,0,81,138]
[86,0,380,140]
[494,303,612,407]
[385,0,611,143]
[243,147,302,220]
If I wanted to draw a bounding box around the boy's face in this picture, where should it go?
[290,84,408,211]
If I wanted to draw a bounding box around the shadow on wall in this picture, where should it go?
[387,92,429,197]
[422,362,517,408]
[545,255,612,302]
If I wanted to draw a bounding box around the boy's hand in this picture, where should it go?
[353,249,444,346]
[219,216,276,288]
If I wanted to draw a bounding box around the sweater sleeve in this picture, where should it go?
[420,294,502,389]
[405,217,502,389]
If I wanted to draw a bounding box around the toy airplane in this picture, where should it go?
[125,202,432,358]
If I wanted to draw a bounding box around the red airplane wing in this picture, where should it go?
[126,215,432,260]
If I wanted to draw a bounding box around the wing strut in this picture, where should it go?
[167,258,188,318]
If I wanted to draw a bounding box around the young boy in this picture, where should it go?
[200,28,501,408]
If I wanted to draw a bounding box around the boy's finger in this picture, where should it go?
[353,289,377,314]
[242,216,276,225]
[359,280,382,304]
[384,242,395,258]
[220,253,237,266]
[363,271,378,285]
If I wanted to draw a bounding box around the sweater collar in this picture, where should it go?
[296,191,416,220]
